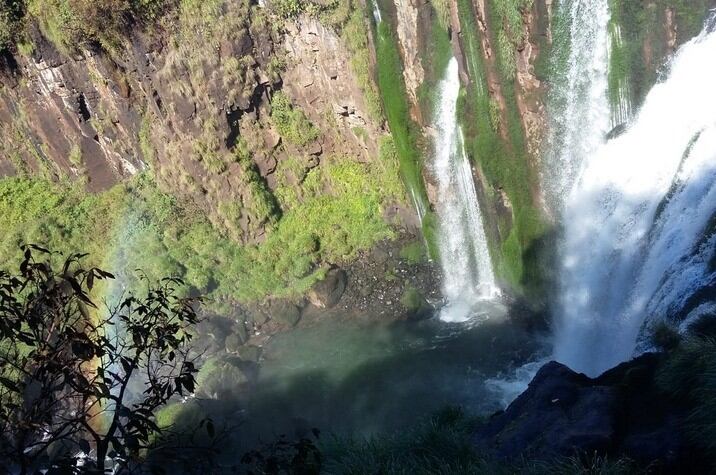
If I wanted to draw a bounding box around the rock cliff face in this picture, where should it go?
[1,0,714,301]
[0,2,388,245]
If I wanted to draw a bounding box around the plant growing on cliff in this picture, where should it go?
[270,91,319,147]
[0,246,204,473]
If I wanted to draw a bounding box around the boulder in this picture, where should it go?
[307,268,347,309]
[473,354,689,469]
[474,362,619,459]
[225,333,244,353]
[269,300,301,327]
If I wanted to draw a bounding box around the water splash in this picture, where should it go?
[555,25,716,376]
[485,358,548,408]
[543,0,611,211]
[433,58,499,323]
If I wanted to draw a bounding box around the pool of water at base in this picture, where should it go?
[237,299,547,444]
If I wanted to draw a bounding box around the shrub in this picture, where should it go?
[273,0,305,18]
[270,91,319,146]
[20,0,173,53]
[0,0,24,51]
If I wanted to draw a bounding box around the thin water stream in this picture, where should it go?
[432,58,499,322]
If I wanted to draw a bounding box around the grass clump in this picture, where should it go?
[399,240,426,265]
[321,406,639,474]
[270,91,319,147]
[657,335,716,457]
[489,0,533,80]
[25,0,170,54]
[229,157,399,300]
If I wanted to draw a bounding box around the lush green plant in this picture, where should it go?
[21,0,174,53]
[0,149,401,303]
[270,91,319,147]
[272,0,306,18]
[340,2,383,121]
[496,0,534,76]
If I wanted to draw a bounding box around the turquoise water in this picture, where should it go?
[240,301,544,442]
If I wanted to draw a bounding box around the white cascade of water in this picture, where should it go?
[543,0,611,210]
[555,25,716,376]
[433,58,499,323]
[371,0,382,24]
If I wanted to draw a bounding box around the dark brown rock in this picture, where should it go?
[308,268,347,309]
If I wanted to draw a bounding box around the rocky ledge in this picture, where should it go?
[474,353,707,472]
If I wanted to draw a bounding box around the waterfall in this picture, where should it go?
[371,0,383,24]
[555,22,716,376]
[433,58,498,323]
[543,0,611,210]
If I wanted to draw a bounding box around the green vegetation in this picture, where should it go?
[23,0,168,54]
[195,356,248,399]
[322,407,640,474]
[0,0,24,51]
[607,0,714,123]
[399,285,424,311]
[490,0,534,80]
[272,0,306,18]
[657,333,716,458]
[0,143,401,303]
[0,248,202,472]
[372,4,431,236]
[340,1,383,121]
[270,91,319,147]
[456,0,547,294]
[139,111,155,163]
[399,240,426,265]
[429,0,450,31]
[415,6,453,119]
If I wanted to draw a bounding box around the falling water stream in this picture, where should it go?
[554,12,716,376]
[432,58,499,323]
[544,0,611,210]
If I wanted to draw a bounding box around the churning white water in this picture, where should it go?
[555,24,716,376]
[544,0,611,211]
[433,58,498,323]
